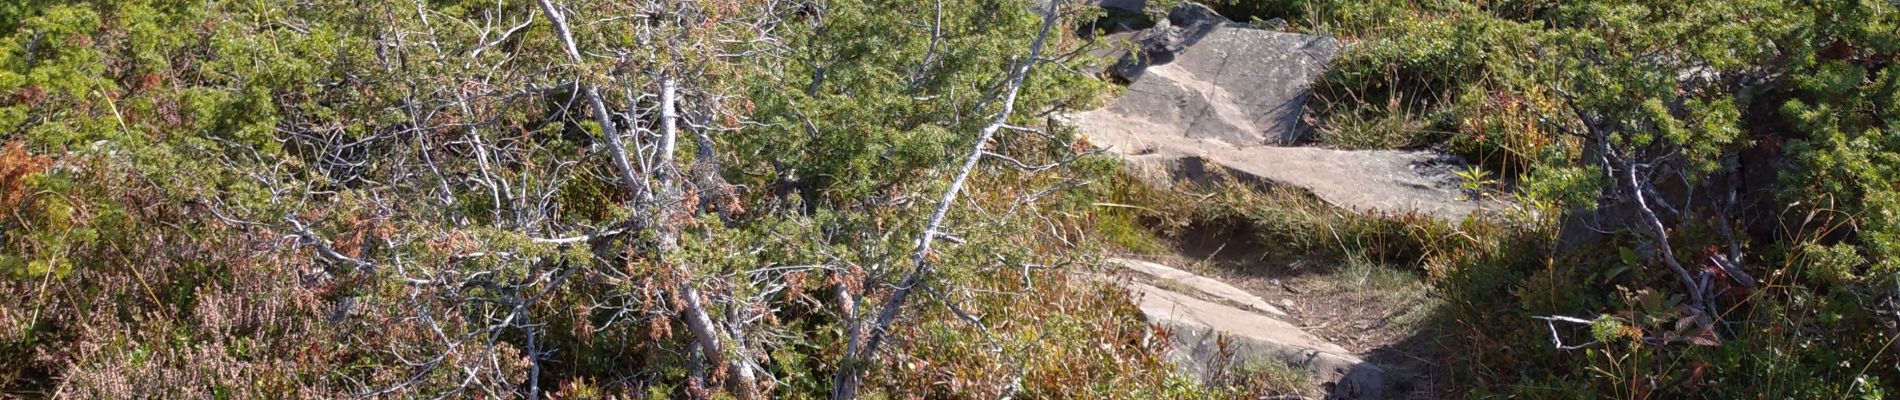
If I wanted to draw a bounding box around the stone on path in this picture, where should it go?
[1114,258,1287,316]
[1107,258,1384,399]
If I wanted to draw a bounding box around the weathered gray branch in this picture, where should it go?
[831,1,1063,398]
[535,0,644,195]
[534,2,755,398]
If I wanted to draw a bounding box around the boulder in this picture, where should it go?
[1165,1,1229,27]
[1108,2,1265,83]
[1108,258,1384,398]
[1073,5,1487,220]
[1105,17,1340,145]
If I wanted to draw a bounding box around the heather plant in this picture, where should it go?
[4,0,1898,398]
[0,0,1216,398]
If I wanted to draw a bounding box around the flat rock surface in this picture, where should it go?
[1113,258,1286,316]
[1092,131,1485,219]
[1105,258,1384,398]
[1125,280,1346,355]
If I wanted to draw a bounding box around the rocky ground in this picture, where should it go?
[1073,2,1484,398]
[1102,226,1446,399]
[1072,3,1485,221]
[1144,238,1446,399]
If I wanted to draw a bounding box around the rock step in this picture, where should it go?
[1108,136,1485,220]
[1106,258,1384,399]
[1074,2,1486,220]
[1114,258,1287,316]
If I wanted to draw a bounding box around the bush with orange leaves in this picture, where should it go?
[0,142,49,218]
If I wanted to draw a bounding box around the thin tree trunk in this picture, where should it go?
[832,2,1064,398]
[535,2,757,398]
[535,0,642,194]
[660,74,680,169]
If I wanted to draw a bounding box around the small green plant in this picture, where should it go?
[1453,165,1497,200]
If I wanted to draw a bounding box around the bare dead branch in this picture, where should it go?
[832,1,1064,399]
[1532,315,1602,350]
[535,0,646,196]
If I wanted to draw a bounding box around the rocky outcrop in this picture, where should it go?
[1075,3,1472,397]
[1076,3,1484,220]
[1102,30,1339,146]
[1089,3,1335,145]
[1104,141,1486,219]
[1108,259,1384,399]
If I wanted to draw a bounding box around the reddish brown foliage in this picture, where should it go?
[10,85,46,107]
[0,141,51,218]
